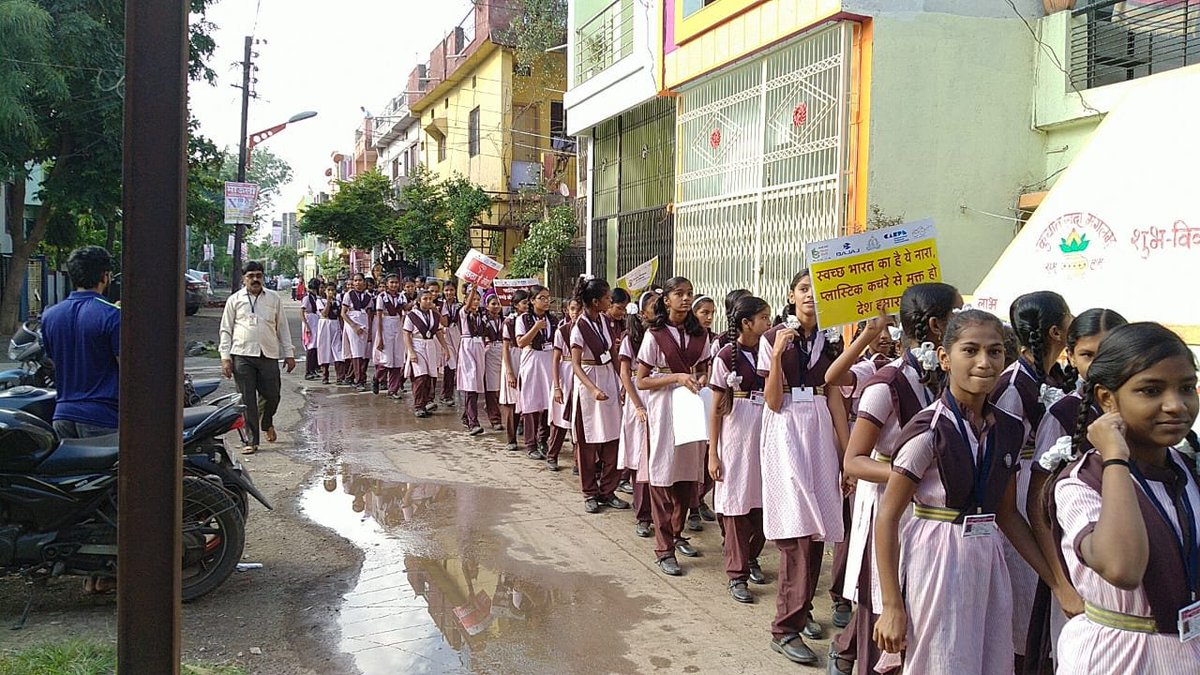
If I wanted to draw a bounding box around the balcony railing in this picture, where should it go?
[575,0,635,85]
[1070,0,1200,90]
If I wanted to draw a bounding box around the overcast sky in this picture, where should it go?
[189,0,474,237]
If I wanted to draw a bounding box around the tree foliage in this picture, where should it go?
[507,204,576,279]
[441,175,492,271]
[249,241,300,278]
[508,0,567,98]
[0,0,219,331]
[300,169,397,252]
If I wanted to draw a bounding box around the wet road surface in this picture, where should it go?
[297,386,838,674]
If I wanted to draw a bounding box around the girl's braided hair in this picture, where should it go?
[1009,291,1070,384]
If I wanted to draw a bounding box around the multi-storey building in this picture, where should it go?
[567,0,677,282]
[406,1,576,267]
[372,93,422,195]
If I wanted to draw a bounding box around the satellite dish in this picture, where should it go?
[558,182,570,197]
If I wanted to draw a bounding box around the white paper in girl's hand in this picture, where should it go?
[672,387,711,445]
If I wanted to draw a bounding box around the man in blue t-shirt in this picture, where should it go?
[40,246,121,438]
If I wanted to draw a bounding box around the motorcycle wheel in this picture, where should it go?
[180,475,245,602]
[184,465,249,522]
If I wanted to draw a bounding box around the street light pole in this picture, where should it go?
[232,35,253,291]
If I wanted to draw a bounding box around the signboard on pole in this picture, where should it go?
[615,256,660,295]
[202,243,214,262]
[805,220,942,327]
[226,234,235,255]
[492,278,539,306]
[454,248,503,288]
[223,182,259,225]
[270,223,282,245]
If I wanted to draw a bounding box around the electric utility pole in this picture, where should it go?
[232,35,253,290]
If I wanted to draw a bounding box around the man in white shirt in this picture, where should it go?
[219,261,296,454]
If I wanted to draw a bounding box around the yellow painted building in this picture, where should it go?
[407,3,576,266]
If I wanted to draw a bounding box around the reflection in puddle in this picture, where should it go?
[302,468,641,675]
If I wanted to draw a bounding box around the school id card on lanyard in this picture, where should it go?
[1130,459,1200,642]
[790,330,823,404]
[945,393,998,539]
[734,346,765,405]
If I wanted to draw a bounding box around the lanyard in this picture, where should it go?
[1017,357,1040,384]
[582,314,609,353]
[945,393,996,514]
[1130,458,1200,600]
[247,291,261,316]
[790,327,820,386]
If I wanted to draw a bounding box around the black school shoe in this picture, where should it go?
[748,560,767,585]
[635,521,652,538]
[697,501,716,522]
[657,557,682,576]
[601,494,630,510]
[729,580,753,604]
[771,634,817,665]
[584,497,600,514]
[802,617,824,640]
[674,537,699,558]
[616,479,634,494]
[686,512,704,532]
[833,601,853,629]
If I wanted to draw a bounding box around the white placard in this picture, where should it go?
[672,387,711,445]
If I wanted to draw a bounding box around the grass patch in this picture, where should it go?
[0,640,245,675]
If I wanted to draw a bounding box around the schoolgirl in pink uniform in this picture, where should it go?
[874,310,1061,675]
[373,274,408,400]
[547,299,582,469]
[824,282,960,675]
[316,284,345,385]
[403,289,449,418]
[499,290,530,452]
[341,273,372,391]
[620,291,658,539]
[688,294,719,532]
[455,285,487,436]
[516,286,557,458]
[1047,322,1200,674]
[1025,308,1126,666]
[440,282,462,407]
[635,277,710,577]
[707,295,771,604]
[758,269,849,665]
[480,293,505,431]
[569,277,629,513]
[992,291,1073,669]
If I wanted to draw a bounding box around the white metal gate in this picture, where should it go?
[674,23,851,310]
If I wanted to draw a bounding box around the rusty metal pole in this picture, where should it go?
[118,0,187,672]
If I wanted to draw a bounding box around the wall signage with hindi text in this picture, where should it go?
[615,256,660,295]
[806,220,941,327]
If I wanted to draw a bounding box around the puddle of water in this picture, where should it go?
[299,390,650,675]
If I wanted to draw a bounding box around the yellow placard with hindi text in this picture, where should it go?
[805,221,942,327]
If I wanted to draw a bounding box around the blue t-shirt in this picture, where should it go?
[40,290,121,428]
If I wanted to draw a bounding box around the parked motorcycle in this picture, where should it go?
[0,322,54,389]
[0,387,272,519]
[0,404,245,603]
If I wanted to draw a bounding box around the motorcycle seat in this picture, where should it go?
[37,434,120,475]
[182,406,218,430]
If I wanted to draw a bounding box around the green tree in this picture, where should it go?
[0,0,218,332]
[248,241,300,278]
[301,170,398,251]
[507,204,576,279]
[441,174,492,271]
[507,0,567,98]
[394,166,447,268]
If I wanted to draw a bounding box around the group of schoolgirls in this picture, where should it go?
[821,285,1200,675]
[300,273,465,417]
